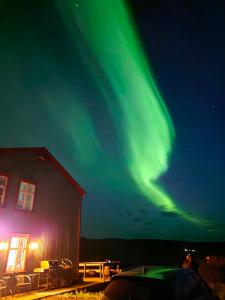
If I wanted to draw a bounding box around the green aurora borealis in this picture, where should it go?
[1,0,225,241]
[56,0,211,226]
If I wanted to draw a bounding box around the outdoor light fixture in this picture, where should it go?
[0,241,8,251]
[29,242,39,250]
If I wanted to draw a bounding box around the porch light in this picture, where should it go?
[0,241,8,251]
[29,242,39,250]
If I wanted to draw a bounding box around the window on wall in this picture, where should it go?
[0,175,8,206]
[17,181,36,211]
[6,235,28,272]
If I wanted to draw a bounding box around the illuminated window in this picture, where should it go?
[17,181,36,211]
[0,175,8,206]
[6,235,28,272]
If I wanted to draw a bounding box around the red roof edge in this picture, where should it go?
[0,147,86,197]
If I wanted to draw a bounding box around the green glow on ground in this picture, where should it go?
[56,0,211,226]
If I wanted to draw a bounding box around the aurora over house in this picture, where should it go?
[1,0,225,241]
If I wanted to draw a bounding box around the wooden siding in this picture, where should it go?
[0,149,83,275]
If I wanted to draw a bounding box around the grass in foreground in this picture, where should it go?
[45,291,102,300]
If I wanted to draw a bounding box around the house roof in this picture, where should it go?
[0,147,86,197]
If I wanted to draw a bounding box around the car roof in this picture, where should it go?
[112,266,190,281]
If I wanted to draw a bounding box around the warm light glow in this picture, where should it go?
[29,242,38,250]
[0,241,8,251]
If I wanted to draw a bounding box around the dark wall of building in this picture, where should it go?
[0,149,82,274]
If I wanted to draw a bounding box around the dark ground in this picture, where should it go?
[80,238,225,299]
[80,238,225,267]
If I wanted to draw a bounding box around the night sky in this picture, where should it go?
[1,0,225,241]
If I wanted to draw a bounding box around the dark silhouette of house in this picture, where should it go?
[0,147,85,277]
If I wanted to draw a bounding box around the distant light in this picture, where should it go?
[184,248,196,253]
[0,241,8,251]
[30,242,39,250]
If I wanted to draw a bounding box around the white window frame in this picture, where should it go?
[16,180,36,211]
[0,174,8,206]
[6,235,28,272]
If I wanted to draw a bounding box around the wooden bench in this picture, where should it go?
[15,275,31,293]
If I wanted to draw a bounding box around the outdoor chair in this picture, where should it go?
[0,279,7,297]
[15,275,31,293]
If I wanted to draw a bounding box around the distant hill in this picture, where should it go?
[80,238,225,267]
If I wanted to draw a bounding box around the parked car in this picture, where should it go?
[101,266,218,300]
